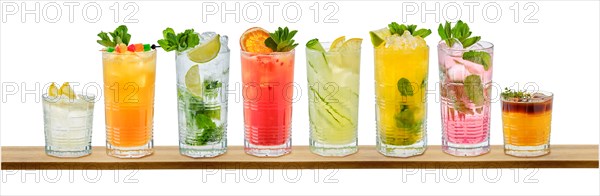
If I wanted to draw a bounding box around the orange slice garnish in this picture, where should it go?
[240,27,273,54]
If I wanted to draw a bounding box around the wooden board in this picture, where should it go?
[2,145,598,170]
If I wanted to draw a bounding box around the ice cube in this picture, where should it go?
[50,104,70,129]
[447,63,470,82]
[384,31,426,50]
[453,57,484,75]
[68,109,86,125]
[449,39,464,56]
[466,42,484,50]
[444,56,457,70]
[219,35,229,52]
[199,32,217,43]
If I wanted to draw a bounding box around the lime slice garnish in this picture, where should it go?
[329,36,346,52]
[306,38,326,52]
[48,83,59,97]
[59,82,76,99]
[185,64,203,97]
[188,34,221,63]
[369,28,391,47]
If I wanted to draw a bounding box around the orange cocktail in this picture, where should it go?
[102,50,156,158]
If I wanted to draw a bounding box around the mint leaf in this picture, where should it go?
[412,29,432,38]
[454,97,475,115]
[394,107,415,128]
[96,32,115,47]
[157,28,177,52]
[397,78,414,96]
[110,25,130,45]
[441,21,453,46]
[157,28,200,53]
[265,27,298,52]
[437,20,480,48]
[388,22,407,35]
[463,51,491,70]
[96,25,131,47]
[461,36,481,48]
[186,30,200,50]
[389,22,431,38]
[193,113,222,145]
[464,75,484,106]
[203,79,222,100]
[179,87,224,146]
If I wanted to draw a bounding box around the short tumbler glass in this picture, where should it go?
[501,91,553,157]
[43,93,95,158]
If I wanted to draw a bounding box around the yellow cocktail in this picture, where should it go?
[371,23,430,157]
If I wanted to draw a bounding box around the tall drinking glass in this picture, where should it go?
[375,39,429,157]
[306,42,361,156]
[241,50,295,157]
[502,91,553,157]
[43,93,95,158]
[438,41,493,156]
[102,50,156,158]
[176,33,229,158]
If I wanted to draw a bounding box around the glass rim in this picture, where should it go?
[177,45,231,55]
[240,49,295,56]
[101,49,157,55]
[306,41,362,53]
[42,92,97,101]
[500,90,554,103]
[373,44,430,50]
[437,40,494,51]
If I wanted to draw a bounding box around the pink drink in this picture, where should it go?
[438,41,494,156]
[241,50,295,157]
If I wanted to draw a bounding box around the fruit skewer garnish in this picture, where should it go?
[97,25,159,53]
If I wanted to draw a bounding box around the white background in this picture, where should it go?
[1,0,599,195]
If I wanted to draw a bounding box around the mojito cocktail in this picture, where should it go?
[370,23,431,157]
[43,83,95,158]
[501,89,553,157]
[98,25,156,158]
[240,27,298,157]
[158,28,230,157]
[437,21,493,156]
[305,37,361,156]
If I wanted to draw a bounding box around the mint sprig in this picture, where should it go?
[438,20,481,48]
[179,87,223,146]
[501,88,532,101]
[97,25,131,47]
[265,27,298,52]
[388,22,431,38]
[157,28,200,52]
[463,51,491,70]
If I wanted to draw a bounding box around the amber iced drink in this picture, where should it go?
[501,89,553,157]
[98,25,157,158]
[240,27,299,157]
